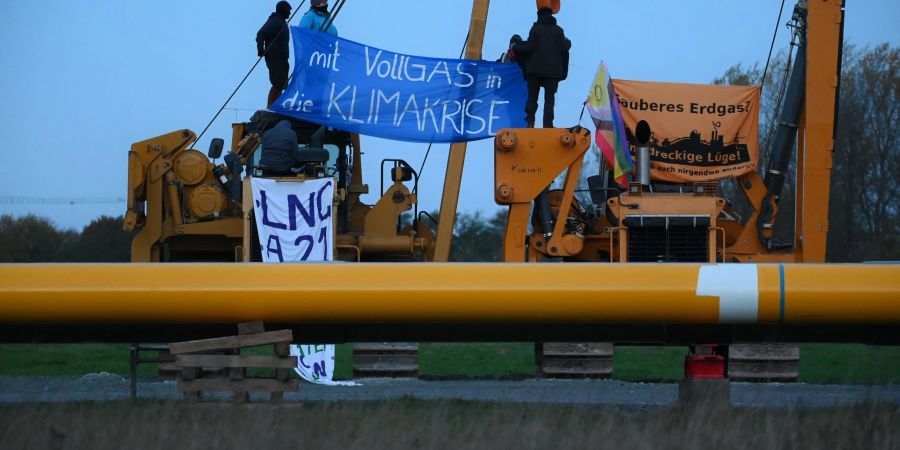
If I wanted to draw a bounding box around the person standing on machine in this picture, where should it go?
[513,6,570,128]
[257,1,293,107]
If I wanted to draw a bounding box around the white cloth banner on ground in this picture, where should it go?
[251,177,335,263]
[251,177,357,385]
[290,344,358,386]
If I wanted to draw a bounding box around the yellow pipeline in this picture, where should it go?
[0,263,897,324]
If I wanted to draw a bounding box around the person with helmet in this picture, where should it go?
[257,1,293,107]
[298,0,337,36]
[513,7,571,128]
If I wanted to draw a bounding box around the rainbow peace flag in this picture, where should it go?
[585,62,634,186]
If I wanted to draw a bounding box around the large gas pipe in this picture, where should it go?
[1,263,897,325]
[2,263,898,343]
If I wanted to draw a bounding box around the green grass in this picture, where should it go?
[419,343,534,377]
[614,346,688,381]
[800,344,900,384]
[0,344,158,378]
[1,343,898,383]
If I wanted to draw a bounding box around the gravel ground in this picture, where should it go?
[1,374,899,407]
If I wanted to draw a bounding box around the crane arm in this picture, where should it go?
[433,0,491,262]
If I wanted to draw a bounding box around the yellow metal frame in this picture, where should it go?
[125,130,243,262]
[433,0,492,261]
[494,127,592,261]
[726,0,843,263]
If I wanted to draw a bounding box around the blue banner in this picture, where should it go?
[271,28,527,143]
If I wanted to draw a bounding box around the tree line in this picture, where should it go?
[0,215,134,262]
[1,44,895,263]
[0,211,505,263]
[715,44,898,261]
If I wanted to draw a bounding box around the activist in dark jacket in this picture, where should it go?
[260,120,300,174]
[513,8,571,128]
[257,1,293,107]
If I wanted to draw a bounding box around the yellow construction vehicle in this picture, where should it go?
[497,1,840,264]
[122,0,498,265]
[124,111,435,263]
[121,0,843,379]
[494,0,843,379]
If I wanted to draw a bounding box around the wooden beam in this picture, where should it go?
[170,330,292,354]
[176,355,298,368]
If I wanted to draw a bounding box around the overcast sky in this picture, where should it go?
[1,0,897,230]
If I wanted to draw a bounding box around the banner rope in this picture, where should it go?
[760,0,787,91]
[412,31,471,195]
[191,0,357,149]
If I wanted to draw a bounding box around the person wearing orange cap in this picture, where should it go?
[513,7,571,128]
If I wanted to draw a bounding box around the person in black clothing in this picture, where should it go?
[257,1,293,108]
[513,7,571,128]
[259,120,299,174]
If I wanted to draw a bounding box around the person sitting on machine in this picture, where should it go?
[259,120,299,176]
[258,120,330,177]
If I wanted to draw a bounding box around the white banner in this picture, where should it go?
[251,177,357,385]
[290,344,357,386]
[251,177,335,262]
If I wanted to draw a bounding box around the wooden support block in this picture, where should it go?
[178,378,299,393]
[729,344,799,360]
[537,343,614,378]
[176,355,299,369]
[238,321,266,335]
[352,355,419,372]
[181,367,200,381]
[230,366,247,404]
[172,327,297,403]
[728,344,799,382]
[170,330,293,354]
[352,342,419,378]
[542,343,614,356]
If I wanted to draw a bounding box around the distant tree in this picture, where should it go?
[713,57,788,159]
[714,55,798,242]
[0,214,78,262]
[450,210,506,262]
[418,210,506,262]
[67,216,135,262]
[827,44,899,261]
[716,44,899,261]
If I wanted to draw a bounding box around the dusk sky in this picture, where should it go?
[1,0,897,230]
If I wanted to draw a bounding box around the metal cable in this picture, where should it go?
[321,0,346,32]
[191,1,307,149]
[761,0,787,90]
[762,18,799,165]
[413,32,470,194]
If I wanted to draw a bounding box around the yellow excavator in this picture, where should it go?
[122,0,497,265]
[496,1,840,265]
[493,0,843,378]
[124,111,436,263]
